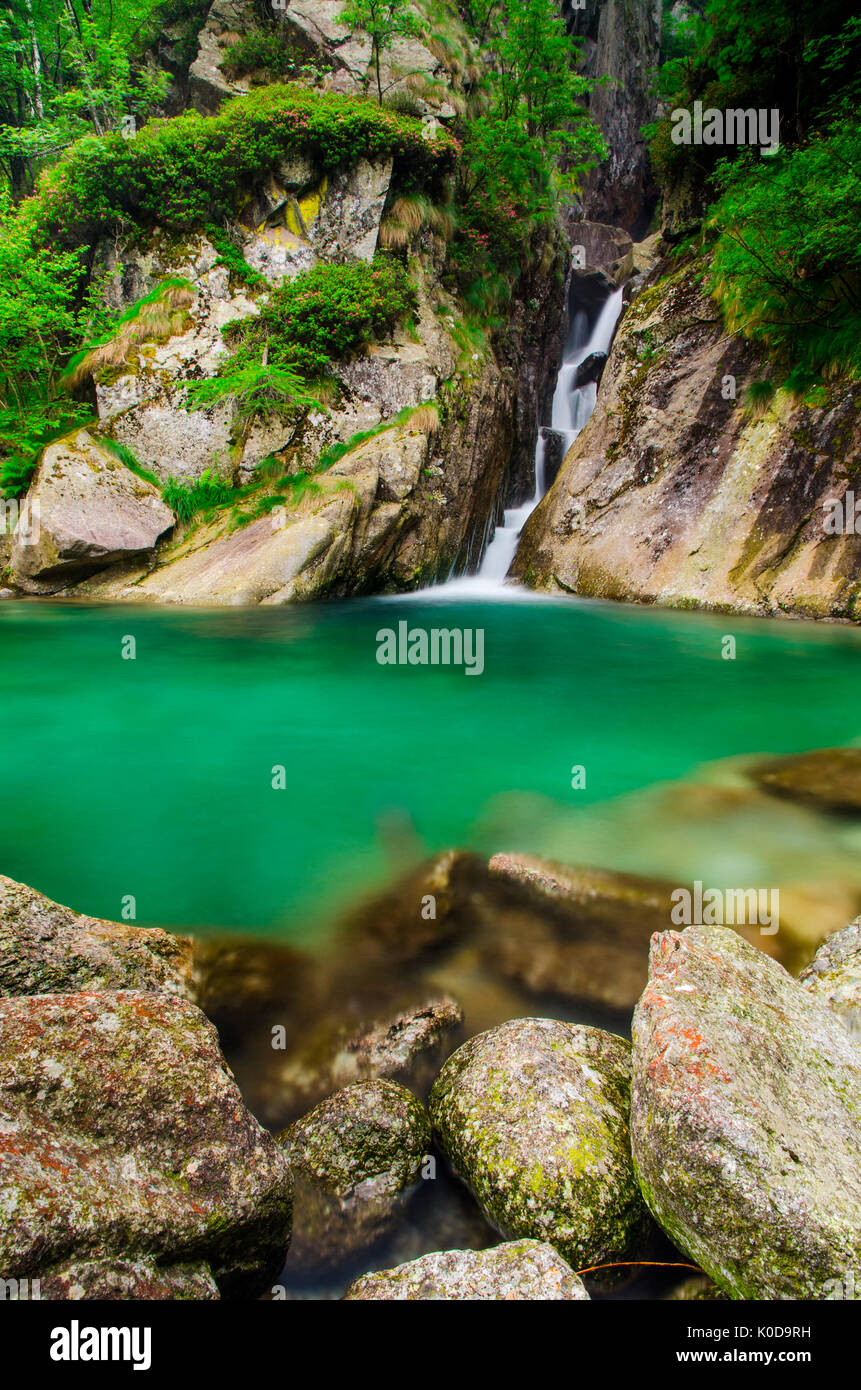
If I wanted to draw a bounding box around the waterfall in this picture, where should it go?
[436,276,624,596]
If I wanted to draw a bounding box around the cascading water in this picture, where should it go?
[437,278,624,596]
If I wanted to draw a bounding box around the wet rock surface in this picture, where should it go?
[0,990,293,1298]
[429,1018,651,1270]
[0,873,194,1000]
[278,1079,431,1275]
[475,853,681,1012]
[257,995,463,1126]
[753,747,861,814]
[631,925,861,1299]
[343,1238,590,1301]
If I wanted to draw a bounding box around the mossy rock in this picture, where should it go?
[429,1019,652,1273]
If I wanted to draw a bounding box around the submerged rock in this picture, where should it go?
[429,1019,650,1270]
[10,431,174,594]
[631,925,861,1299]
[799,919,861,1039]
[475,853,681,1011]
[343,1239,590,1301]
[337,850,486,968]
[257,995,463,1126]
[278,1079,431,1274]
[0,873,194,999]
[0,990,293,1298]
[753,747,861,814]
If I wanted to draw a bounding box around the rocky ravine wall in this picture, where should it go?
[514,256,861,620]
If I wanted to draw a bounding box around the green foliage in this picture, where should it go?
[0,0,171,197]
[223,256,416,378]
[22,84,458,250]
[220,28,326,85]
[458,0,605,224]
[185,360,322,421]
[162,468,233,525]
[708,125,861,389]
[101,437,160,486]
[204,226,266,289]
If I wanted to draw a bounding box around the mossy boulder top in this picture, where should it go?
[631,924,861,1299]
[429,1018,650,1270]
[343,1239,590,1301]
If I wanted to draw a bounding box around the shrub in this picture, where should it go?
[222,256,417,377]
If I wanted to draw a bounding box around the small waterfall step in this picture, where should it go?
[433,277,624,598]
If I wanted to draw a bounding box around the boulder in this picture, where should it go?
[753,747,861,814]
[429,1019,651,1270]
[799,919,861,1039]
[343,1239,590,1300]
[10,431,174,594]
[631,925,861,1299]
[0,873,194,1000]
[278,1079,431,1274]
[573,350,608,388]
[0,990,294,1297]
[475,854,682,1012]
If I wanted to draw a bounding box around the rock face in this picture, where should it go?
[475,854,683,1012]
[189,0,255,113]
[0,990,294,1298]
[753,748,861,814]
[278,1079,431,1273]
[36,1258,220,1301]
[0,873,194,1000]
[429,1019,650,1270]
[10,431,174,594]
[631,925,861,1299]
[565,0,662,232]
[515,260,861,619]
[343,1239,590,1301]
[800,920,861,1039]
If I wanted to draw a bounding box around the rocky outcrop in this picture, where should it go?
[800,920,861,1039]
[343,1239,590,1300]
[0,989,293,1298]
[515,258,861,619]
[631,925,861,1299]
[564,0,662,233]
[277,1079,430,1273]
[0,872,194,999]
[189,0,256,112]
[429,1019,651,1271]
[9,431,173,594]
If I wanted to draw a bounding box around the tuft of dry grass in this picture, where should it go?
[63,281,195,388]
[409,402,440,434]
[379,194,456,250]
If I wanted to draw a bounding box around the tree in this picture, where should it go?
[340,0,422,103]
[459,0,605,219]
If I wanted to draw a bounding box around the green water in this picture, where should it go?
[2,592,861,940]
